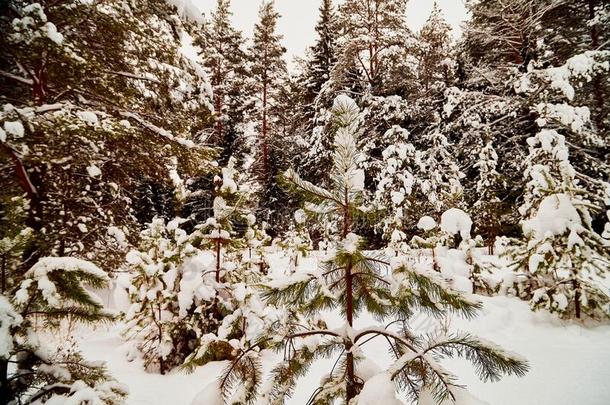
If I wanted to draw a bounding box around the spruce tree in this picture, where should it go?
[298,0,338,123]
[220,95,527,404]
[298,0,340,185]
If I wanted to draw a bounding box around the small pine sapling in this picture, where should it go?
[219,96,528,404]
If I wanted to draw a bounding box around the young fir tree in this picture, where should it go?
[0,198,126,403]
[219,95,527,404]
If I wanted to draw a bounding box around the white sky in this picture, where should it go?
[192,0,468,66]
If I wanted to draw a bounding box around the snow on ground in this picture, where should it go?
[78,252,610,405]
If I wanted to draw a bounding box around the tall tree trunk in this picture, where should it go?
[589,0,606,133]
[0,358,9,405]
[262,79,269,180]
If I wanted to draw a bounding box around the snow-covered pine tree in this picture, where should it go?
[183,161,279,371]
[196,157,257,311]
[335,0,411,93]
[219,95,527,404]
[375,125,464,248]
[247,1,291,227]
[122,216,202,374]
[123,158,276,374]
[463,0,559,70]
[0,203,126,403]
[198,0,250,165]
[0,0,216,272]
[415,2,454,92]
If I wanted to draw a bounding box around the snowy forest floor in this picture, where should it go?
[76,252,610,405]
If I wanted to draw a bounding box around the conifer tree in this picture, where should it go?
[473,139,505,252]
[298,0,340,185]
[335,0,411,92]
[375,126,464,247]
[506,129,610,319]
[199,0,250,165]
[122,159,276,374]
[0,0,216,271]
[415,2,454,91]
[0,201,126,403]
[299,0,339,130]
[247,0,291,226]
[220,95,527,404]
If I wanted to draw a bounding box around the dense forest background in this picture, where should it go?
[0,0,609,404]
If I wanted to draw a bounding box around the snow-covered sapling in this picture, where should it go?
[506,129,610,319]
[219,95,528,404]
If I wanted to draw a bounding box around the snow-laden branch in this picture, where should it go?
[0,69,34,86]
[119,111,196,148]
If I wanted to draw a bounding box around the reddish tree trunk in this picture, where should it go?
[261,79,269,179]
[589,0,606,133]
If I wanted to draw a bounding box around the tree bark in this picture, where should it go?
[589,0,606,133]
[262,78,269,180]
[573,278,581,319]
[0,358,9,405]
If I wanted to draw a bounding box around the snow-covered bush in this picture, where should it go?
[122,159,278,373]
[219,95,528,404]
[506,129,610,319]
[506,50,610,319]
[122,216,205,374]
[275,209,312,272]
[375,126,464,248]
